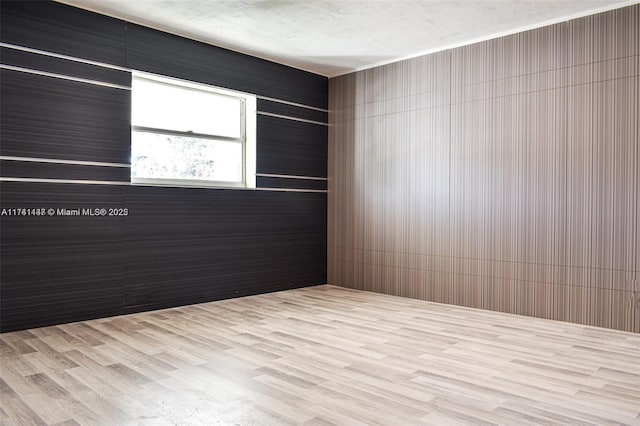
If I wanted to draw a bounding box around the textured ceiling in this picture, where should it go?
[56,0,637,77]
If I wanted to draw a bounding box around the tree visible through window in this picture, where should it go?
[131,72,256,188]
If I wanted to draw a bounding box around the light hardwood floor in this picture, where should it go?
[1,285,639,425]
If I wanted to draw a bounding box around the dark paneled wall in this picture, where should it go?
[328,5,639,332]
[0,70,132,163]
[1,1,126,65]
[0,1,328,331]
[257,116,328,178]
[125,24,327,108]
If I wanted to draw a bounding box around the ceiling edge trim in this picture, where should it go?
[327,0,640,78]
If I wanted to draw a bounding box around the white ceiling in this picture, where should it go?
[56,0,637,77]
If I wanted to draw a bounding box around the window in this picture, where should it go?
[131,72,256,188]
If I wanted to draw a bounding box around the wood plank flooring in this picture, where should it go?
[1,285,639,425]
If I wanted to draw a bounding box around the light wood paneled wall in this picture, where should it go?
[328,4,639,332]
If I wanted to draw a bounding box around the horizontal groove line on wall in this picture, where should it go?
[0,160,131,182]
[449,76,640,105]
[332,262,638,295]
[257,95,329,113]
[450,53,640,89]
[332,257,634,284]
[0,177,327,193]
[331,259,638,292]
[331,104,452,122]
[332,78,639,120]
[256,111,329,126]
[0,160,329,178]
[0,64,131,90]
[0,156,131,168]
[329,247,640,274]
[256,173,327,181]
[256,187,327,193]
[0,42,325,113]
[1,46,131,88]
[331,54,639,113]
[0,42,131,72]
[0,177,131,185]
[257,98,329,123]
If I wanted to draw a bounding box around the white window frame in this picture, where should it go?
[130,71,256,189]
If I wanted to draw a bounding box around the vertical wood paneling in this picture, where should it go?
[328,4,639,332]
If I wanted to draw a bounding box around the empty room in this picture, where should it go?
[0,0,638,424]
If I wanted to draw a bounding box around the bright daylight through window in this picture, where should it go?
[131,72,256,188]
